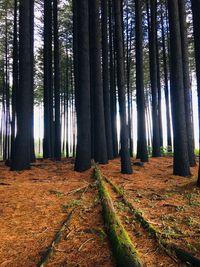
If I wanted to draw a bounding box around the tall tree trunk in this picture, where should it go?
[191,0,200,186]
[53,0,61,160]
[161,3,172,150]
[11,0,18,162]
[168,0,190,177]
[178,0,196,167]
[101,0,114,160]
[74,0,91,171]
[11,0,33,170]
[30,0,35,162]
[135,0,148,162]
[109,0,118,158]
[113,0,132,174]
[43,0,53,159]
[89,0,108,164]
[149,0,161,157]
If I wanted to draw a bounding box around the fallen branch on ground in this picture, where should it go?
[94,167,143,267]
[37,209,75,267]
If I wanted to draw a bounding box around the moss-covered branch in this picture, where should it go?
[94,167,143,267]
[103,173,200,266]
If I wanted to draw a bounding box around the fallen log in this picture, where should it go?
[94,167,143,267]
[104,175,200,266]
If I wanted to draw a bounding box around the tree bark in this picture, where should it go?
[168,0,191,177]
[113,0,132,174]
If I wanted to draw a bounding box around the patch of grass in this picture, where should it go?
[175,205,186,212]
[184,217,195,227]
[160,214,177,222]
[62,199,82,211]
[49,190,64,197]
[115,201,126,212]
[185,193,200,206]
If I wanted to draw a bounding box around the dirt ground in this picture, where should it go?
[0,157,199,267]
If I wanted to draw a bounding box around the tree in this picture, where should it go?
[53,0,61,160]
[109,0,118,158]
[178,0,196,167]
[74,0,91,172]
[11,0,33,170]
[160,2,172,150]
[113,0,132,174]
[101,0,114,160]
[167,0,191,177]
[149,0,161,157]
[43,0,53,159]
[135,0,148,162]
[191,0,200,186]
[89,0,108,164]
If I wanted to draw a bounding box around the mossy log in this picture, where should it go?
[104,175,200,266]
[38,209,74,267]
[94,167,143,267]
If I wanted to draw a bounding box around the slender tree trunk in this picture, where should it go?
[191,0,200,186]
[43,0,53,159]
[11,0,18,162]
[30,0,35,162]
[101,0,114,160]
[135,0,148,162]
[74,0,91,171]
[161,4,172,150]
[53,0,61,160]
[178,0,196,167]
[149,0,161,157]
[109,0,118,158]
[168,0,191,177]
[113,0,132,174]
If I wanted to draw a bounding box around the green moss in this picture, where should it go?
[94,168,142,267]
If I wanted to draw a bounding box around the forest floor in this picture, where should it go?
[0,157,200,267]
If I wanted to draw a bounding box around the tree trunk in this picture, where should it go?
[178,0,196,167]
[149,0,161,157]
[43,0,53,159]
[191,0,200,186]
[168,0,191,177]
[11,0,33,170]
[101,0,114,160]
[74,0,91,172]
[53,0,61,160]
[135,0,148,162]
[113,0,132,174]
[89,0,108,164]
